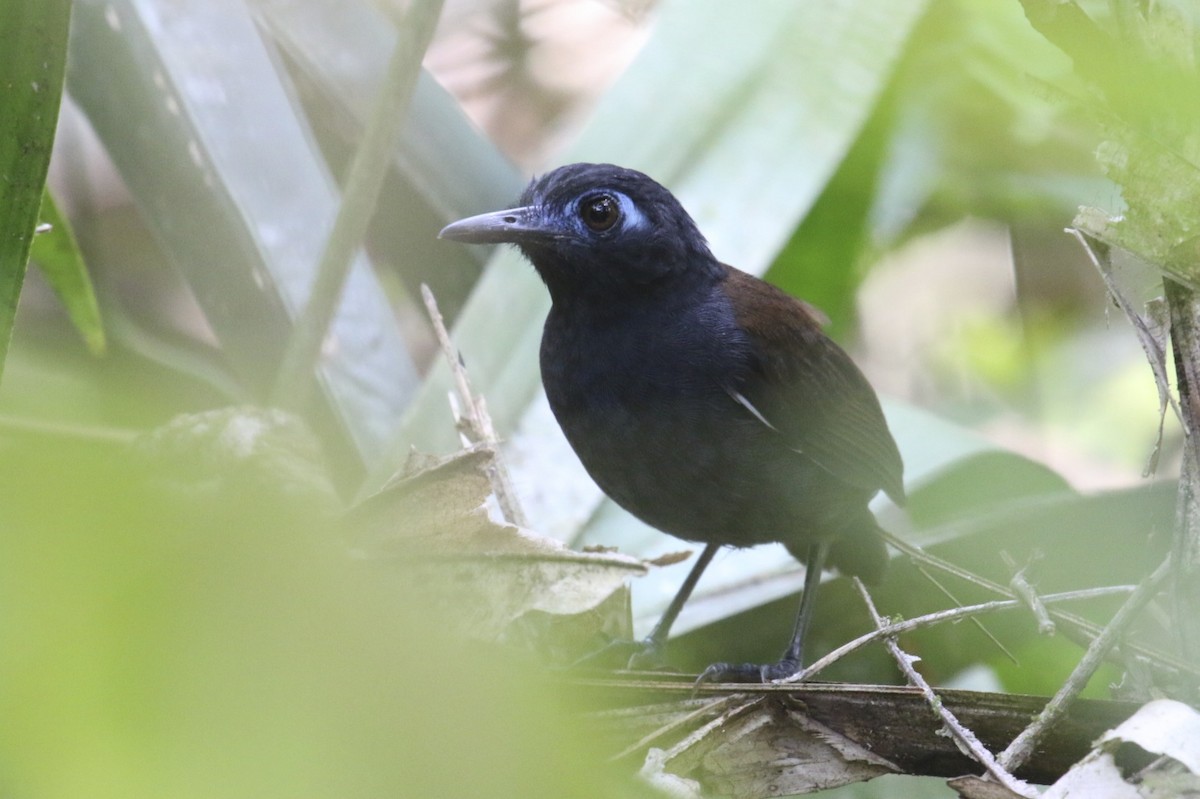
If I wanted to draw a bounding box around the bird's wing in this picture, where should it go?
[722,266,905,505]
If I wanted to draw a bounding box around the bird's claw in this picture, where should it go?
[626,641,671,671]
[695,658,803,686]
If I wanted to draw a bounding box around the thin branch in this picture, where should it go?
[0,414,136,444]
[917,562,1018,663]
[1069,228,1180,475]
[423,285,492,446]
[421,284,528,526]
[1071,228,1179,420]
[610,695,742,762]
[854,579,1037,798]
[270,0,446,408]
[880,528,1196,679]
[784,585,1133,686]
[1164,278,1200,666]
[997,555,1172,773]
[654,695,765,767]
[1002,551,1055,636]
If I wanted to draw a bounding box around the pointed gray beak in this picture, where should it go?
[438,205,547,245]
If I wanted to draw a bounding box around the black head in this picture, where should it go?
[439,163,720,302]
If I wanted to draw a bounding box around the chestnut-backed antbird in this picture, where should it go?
[439,163,905,682]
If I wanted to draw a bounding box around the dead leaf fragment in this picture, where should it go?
[349,447,648,643]
[655,699,898,799]
[948,774,1034,799]
[1045,699,1200,799]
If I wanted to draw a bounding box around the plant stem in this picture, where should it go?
[997,556,1171,773]
[270,0,445,409]
[854,579,1036,798]
[1165,279,1200,667]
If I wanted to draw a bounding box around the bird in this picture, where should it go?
[439,162,904,682]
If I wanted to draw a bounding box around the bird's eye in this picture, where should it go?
[580,194,620,232]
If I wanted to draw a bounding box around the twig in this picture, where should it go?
[270,0,446,408]
[882,527,1013,592]
[421,284,528,526]
[854,579,1037,798]
[880,528,1195,679]
[0,414,136,444]
[422,285,496,447]
[654,695,764,767]
[997,555,1172,773]
[1002,551,1055,636]
[1164,278,1200,667]
[785,585,1133,685]
[610,695,742,762]
[1069,227,1180,475]
[917,562,1018,663]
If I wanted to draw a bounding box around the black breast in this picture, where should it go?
[538,282,869,549]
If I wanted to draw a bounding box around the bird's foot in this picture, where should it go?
[695,657,803,685]
[569,637,672,672]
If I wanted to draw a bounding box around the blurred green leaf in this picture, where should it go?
[255,0,522,219]
[763,0,1096,337]
[992,636,1122,699]
[68,0,418,476]
[0,435,638,799]
[0,0,71,380]
[267,0,445,413]
[834,0,1105,264]
[255,0,524,319]
[765,100,894,338]
[31,190,106,355]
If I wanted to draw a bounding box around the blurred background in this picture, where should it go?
[27,0,1173,484]
[3,0,1191,796]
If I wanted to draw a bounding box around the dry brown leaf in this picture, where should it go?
[349,446,648,641]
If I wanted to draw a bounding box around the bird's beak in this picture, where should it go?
[438,205,548,245]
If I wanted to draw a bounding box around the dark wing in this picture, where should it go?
[722,266,905,505]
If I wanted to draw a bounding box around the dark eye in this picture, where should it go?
[580,194,620,232]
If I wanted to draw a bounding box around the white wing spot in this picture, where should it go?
[725,386,805,454]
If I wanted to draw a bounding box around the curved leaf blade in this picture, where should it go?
[0,0,72,379]
[31,189,106,355]
[68,0,419,473]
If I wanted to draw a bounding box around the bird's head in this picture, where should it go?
[439,163,720,302]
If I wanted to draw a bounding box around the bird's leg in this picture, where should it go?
[627,542,720,668]
[778,539,830,668]
[572,542,720,671]
[697,540,830,684]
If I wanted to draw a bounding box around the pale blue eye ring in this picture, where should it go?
[578,192,647,234]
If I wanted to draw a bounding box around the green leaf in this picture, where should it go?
[253,0,524,320]
[253,0,522,221]
[765,102,894,339]
[30,189,106,355]
[0,0,72,380]
[0,435,632,798]
[68,0,419,474]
